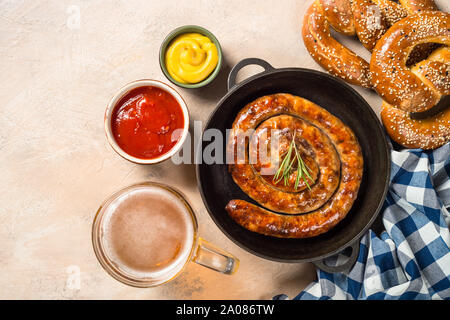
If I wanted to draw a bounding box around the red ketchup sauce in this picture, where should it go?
[111,86,185,160]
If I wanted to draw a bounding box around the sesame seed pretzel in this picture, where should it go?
[302,0,438,88]
[380,46,449,150]
[371,10,449,113]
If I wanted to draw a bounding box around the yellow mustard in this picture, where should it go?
[165,33,218,84]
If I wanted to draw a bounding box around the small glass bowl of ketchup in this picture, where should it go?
[105,80,189,164]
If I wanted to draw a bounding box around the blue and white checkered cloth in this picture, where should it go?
[275,142,450,300]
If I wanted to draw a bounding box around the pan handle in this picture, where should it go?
[312,240,360,274]
[227,58,274,91]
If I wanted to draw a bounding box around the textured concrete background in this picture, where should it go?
[1,0,448,299]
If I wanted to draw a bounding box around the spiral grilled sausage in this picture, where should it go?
[302,0,438,88]
[225,94,363,238]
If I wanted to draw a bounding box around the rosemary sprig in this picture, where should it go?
[273,133,313,190]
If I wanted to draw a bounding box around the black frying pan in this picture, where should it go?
[196,58,390,273]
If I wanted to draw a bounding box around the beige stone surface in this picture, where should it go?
[1,0,448,300]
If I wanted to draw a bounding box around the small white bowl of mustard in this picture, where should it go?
[159,25,223,89]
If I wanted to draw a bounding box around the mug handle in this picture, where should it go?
[227,58,274,91]
[312,240,360,274]
[192,237,239,275]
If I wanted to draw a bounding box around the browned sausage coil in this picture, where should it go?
[225,94,364,238]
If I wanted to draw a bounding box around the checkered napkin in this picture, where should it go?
[274,142,450,300]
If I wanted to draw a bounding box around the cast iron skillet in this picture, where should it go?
[196,58,390,273]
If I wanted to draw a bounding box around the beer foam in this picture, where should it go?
[101,185,195,282]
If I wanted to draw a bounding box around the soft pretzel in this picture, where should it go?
[302,0,438,88]
[370,11,450,113]
[381,46,450,149]
[398,0,438,14]
[302,0,372,87]
[372,0,407,26]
